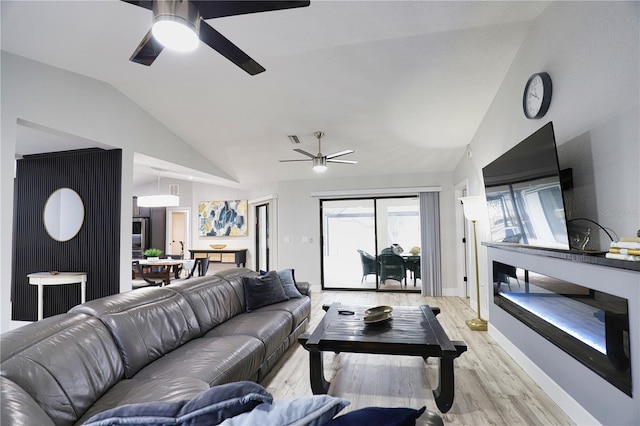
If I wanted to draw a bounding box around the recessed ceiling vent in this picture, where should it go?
[288,135,301,144]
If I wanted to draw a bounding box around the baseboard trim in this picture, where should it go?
[489,326,601,426]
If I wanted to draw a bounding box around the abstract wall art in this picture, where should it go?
[198,200,248,237]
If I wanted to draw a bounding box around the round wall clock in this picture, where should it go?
[523,72,552,119]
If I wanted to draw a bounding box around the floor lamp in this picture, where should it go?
[459,196,488,331]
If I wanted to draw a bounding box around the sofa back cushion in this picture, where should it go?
[70,287,200,378]
[0,313,124,426]
[168,275,245,334]
[213,267,259,311]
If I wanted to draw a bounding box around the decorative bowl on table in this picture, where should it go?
[210,244,227,249]
[363,312,392,324]
[364,305,393,316]
[363,305,393,324]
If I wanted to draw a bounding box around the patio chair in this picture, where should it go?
[357,249,378,283]
[379,253,407,287]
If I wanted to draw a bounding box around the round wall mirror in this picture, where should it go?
[43,187,85,242]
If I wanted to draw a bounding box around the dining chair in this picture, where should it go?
[187,257,210,278]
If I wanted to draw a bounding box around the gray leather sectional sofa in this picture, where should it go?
[0,268,311,425]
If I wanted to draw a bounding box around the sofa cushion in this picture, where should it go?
[257,297,311,333]
[276,268,304,299]
[168,275,245,334]
[77,377,211,424]
[242,271,289,312]
[70,287,201,378]
[83,381,272,426]
[0,313,124,426]
[219,395,349,426]
[205,310,293,358]
[133,335,264,386]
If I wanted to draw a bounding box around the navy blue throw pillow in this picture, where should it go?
[83,381,273,426]
[242,271,289,312]
[325,406,429,426]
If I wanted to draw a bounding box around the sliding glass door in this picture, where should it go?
[321,196,420,291]
[321,199,377,290]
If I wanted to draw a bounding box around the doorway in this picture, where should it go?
[166,208,191,258]
[255,203,269,272]
[455,180,470,298]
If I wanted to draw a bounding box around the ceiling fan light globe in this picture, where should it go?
[313,157,327,172]
[152,19,199,52]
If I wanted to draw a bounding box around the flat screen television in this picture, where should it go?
[482,122,570,250]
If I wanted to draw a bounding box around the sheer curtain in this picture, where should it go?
[419,192,442,296]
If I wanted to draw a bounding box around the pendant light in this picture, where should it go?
[137,176,180,207]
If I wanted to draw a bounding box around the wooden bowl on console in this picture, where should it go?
[210,244,227,250]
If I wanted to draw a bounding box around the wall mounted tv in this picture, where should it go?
[482,122,570,250]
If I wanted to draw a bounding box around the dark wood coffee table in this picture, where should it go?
[298,303,467,413]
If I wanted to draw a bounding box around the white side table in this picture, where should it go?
[27,272,87,320]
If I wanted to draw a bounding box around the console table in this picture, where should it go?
[188,249,247,267]
[28,272,87,320]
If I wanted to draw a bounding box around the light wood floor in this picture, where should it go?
[260,289,575,426]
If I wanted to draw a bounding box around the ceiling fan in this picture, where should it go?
[122,0,310,75]
[280,132,357,172]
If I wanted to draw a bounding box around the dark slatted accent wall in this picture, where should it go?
[12,149,122,321]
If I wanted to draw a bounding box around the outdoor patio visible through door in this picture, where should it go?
[321,196,420,292]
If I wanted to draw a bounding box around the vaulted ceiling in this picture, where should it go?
[3,1,550,187]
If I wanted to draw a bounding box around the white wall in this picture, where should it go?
[453,2,639,423]
[273,172,458,293]
[1,53,230,332]
[453,1,640,318]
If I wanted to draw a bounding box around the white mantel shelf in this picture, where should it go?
[483,241,640,272]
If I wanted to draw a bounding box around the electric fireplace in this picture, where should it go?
[493,261,631,395]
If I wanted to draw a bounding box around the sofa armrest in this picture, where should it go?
[1,377,55,426]
[296,281,311,297]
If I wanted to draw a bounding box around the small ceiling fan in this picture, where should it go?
[280,132,357,172]
[122,0,310,75]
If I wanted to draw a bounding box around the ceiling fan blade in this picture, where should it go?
[293,148,317,159]
[120,0,153,11]
[326,149,354,159]
[130,29,165,66]
[327,159,358,164]
[196,1,310,19]
[199,21,265,75]
[279,159,313,162]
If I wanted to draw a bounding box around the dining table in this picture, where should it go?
[134,259,185,286]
